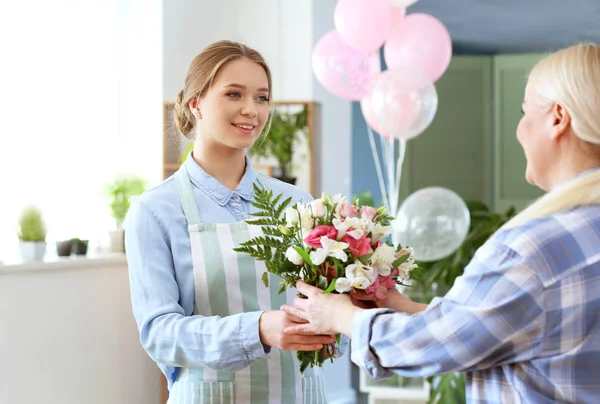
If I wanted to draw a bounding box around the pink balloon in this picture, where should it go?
[390,6,407,27]
[312,30,381,101]
[360,89,391,138]
[383,13,452,82]
[370,66,438,139]
[334,0,393,53]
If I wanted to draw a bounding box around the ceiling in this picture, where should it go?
[409,0,600,54]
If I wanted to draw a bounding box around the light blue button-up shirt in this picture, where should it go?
[125,154,313,388]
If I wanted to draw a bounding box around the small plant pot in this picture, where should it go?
[19,241,47,262]
[109,230,125,253]
[71,239,89,256]
[56,240,73,257]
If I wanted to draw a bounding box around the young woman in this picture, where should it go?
[125,41,333,403]
[283,43,600,403]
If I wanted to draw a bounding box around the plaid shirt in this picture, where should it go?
[352,204,600,403]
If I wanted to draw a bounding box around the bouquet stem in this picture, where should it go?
[297,339,338,373]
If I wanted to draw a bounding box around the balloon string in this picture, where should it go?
[366,126,389,212]
[387,135,395,215]
[394,139,407,212]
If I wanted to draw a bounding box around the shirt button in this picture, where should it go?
[232,195,240,201]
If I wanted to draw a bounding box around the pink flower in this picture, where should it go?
[365,278,388,300]
[341,233,372,257]
[364,270,399,300]
[371,240,382,249]
[304,225,338,248]
[360,205,377,221]
[395,247,411,258]
[379,269,399,289]
[338,202,358,218]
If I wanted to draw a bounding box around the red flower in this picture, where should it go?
[304,225,338,248]
[341,232,372,257]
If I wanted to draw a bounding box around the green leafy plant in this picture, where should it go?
[104,176,147,229]
[250,106,308,181]
[17,206,47,242]
[408,200,516,404]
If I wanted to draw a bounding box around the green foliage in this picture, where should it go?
[17,206,47,242]
[407,200,516,403]
[233,183,299,290]
[104,176,147,229]
[353,190,375,208]
[250,107,308,178]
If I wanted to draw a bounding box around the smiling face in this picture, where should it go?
[191,58,271,151]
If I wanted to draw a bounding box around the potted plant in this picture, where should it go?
[56,239,73,257]
[17,206,48,262]
[104,176,146,252]
[71,238,89,256]
[250,106,308,184]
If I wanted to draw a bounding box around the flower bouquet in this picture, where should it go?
[233,185,418,372]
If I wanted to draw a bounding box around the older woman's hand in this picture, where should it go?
[280,281,361,337]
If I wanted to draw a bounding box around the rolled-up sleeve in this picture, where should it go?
[125,200,268,371]
[351,243,545,379]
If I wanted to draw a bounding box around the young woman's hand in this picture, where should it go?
[259,310,335,351]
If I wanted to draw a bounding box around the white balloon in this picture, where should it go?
[389,0,419,7]
[393,187,470,262]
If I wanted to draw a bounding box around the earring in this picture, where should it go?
[195,110,202,119]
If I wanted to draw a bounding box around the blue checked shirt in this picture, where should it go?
[352,204,600,403]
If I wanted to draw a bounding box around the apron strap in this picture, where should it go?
[174,165,202,226]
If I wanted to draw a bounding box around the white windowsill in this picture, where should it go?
[0,252,127,274]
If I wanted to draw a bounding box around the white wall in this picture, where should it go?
[312,0,353,198]
[162,0,313,102]
[0,259,161,404]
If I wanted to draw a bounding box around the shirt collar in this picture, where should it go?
[183,152,257,206]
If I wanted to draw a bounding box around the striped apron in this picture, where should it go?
[167,166,328,404]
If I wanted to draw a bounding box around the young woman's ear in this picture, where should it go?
[188,96,202,119]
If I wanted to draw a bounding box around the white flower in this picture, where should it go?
[333,216,369,240]
[370,243,397,275]
[345,262,378,285]
[351,275,371,289]
[285,207,299,227]
[398,259,418,278]
[285,246,304,266]
[334,277,352,293]
[323,193,345,206]
[332,217,350,239]
[346,226,365,240]
[320,237,349,262]
[309,199,326,218]
[310,237,349,265]
[296,203,315,231]
[371,223,393,243]
[309,248,328,266]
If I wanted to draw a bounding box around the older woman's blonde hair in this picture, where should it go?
[503,43,600,229]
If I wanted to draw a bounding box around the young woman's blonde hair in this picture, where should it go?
[173,40,273,139]
[503,43,600,229]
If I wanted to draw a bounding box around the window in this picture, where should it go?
[0,0,162,262]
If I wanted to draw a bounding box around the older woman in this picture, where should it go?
[282,43,600,403]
